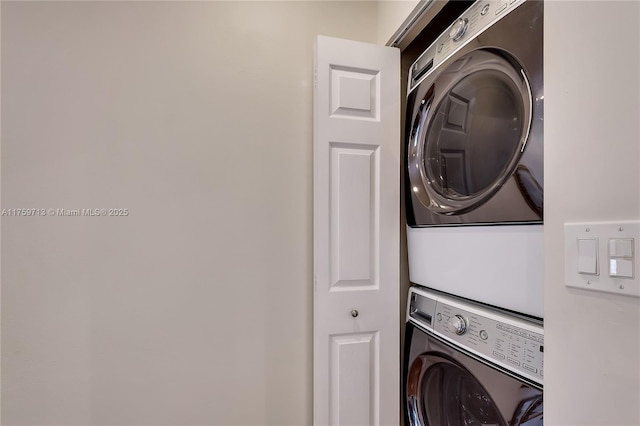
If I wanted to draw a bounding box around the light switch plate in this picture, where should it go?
[564,221,640,297]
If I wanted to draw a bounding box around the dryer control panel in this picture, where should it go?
[409,0,526,93]
[408,286,544,386]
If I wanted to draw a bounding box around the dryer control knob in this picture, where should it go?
[448,315,467,335]
[449,18,469,41]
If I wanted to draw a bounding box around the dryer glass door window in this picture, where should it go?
[426,71,522,198]
[408,50,532,215]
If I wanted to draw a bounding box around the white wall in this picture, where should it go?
[0,2,377,425]
[545,2,640,425]
[377,0,421,45]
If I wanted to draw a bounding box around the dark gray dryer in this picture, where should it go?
[404,0,544,318]
[405,0,543,225]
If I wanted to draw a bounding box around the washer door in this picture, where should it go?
[408,49,532,215]
[406,353,506,426]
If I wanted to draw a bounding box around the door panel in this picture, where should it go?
[330,143,378,289]
[330,332,379,425]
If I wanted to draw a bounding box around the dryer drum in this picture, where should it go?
[408,49,533,216]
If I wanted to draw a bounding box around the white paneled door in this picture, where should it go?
[313,36,400,426]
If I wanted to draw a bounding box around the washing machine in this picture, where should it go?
[403,286,543,426]
[404,0,544,318]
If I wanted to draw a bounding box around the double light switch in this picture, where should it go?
[565,221,640,298]
[576,237,635,278]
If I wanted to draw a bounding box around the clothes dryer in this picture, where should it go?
[405,0,543,317]
[404,286,543,426]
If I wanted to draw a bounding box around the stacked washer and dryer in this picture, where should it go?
[403,0,544,425]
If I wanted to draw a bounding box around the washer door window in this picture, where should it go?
[407,353,505,426]
[408,49,532,215]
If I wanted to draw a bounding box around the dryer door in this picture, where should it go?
[407,49,534,216]
[406,352,506,426]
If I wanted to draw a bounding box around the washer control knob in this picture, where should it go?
[448,315,467,335]
[449,18,469,41]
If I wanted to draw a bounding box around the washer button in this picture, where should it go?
[479,330,489,340]
[507,357,521,366]
[481,4,490,15]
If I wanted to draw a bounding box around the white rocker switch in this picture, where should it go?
[609,238,635,278]
[609,238,634,258]
[577,238,598,275]
[610,258,634,278]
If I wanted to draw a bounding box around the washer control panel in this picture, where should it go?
[408,287,543,385]
[409,0,525,93]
